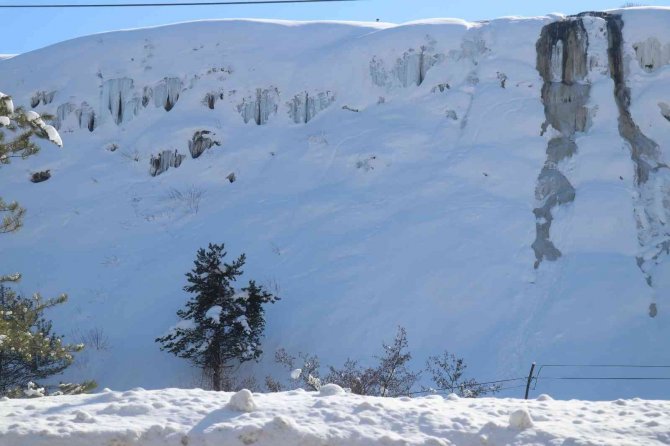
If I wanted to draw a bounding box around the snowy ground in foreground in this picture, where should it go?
[1,387,669,446]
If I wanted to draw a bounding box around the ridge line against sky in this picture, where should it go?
[1,0,667,55]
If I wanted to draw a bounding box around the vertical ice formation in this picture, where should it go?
[632,37,670,72]
[188,130,220,159]
[602,14,669,293]
[55,103,77,129]
[237,88,279,125]
[142,86,153,107]
[101,78,139,125]
[76,102,96,132]
[55,102,96,132]
[203,92,224,110]
[370,42,444,88]
[287,91,335,124]
[153,77,182,111]
[149,149,185,176]
[532,17,591,268]
[30,91,56,108]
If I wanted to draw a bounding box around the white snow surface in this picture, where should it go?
[1,9,670,399]
[1,388,670,446]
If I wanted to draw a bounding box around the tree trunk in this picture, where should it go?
[212,363,221,391]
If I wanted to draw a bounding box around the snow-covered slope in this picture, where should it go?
[2,387,669,445]
[1,8,669,399]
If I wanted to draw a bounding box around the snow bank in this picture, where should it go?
[1,389,669,446]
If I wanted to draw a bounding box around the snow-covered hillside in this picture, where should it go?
[1,8,669,399]
[2,387,670,445]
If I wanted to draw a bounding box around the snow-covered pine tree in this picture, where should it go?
[156,243,278,391]
[0,277,92,397]
[1,91,62,233]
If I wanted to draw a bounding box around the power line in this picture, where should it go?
[538,377,670,380]
[538,364,670,368]
[0,0,358,8]
[408,377,526,396]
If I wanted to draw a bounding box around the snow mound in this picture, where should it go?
[509,408,534,429]
[536,394,553,401]
[227,388,257,412]
[1,388,668,445]
[319,383,345,396]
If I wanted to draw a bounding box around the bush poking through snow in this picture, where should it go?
[30,170,51,183]
[167,186,204,214]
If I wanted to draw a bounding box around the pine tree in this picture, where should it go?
[0,277,90,396]
[1,91,62,233]
[156,243,278,391]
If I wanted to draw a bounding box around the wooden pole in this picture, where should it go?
[524,362,536,399]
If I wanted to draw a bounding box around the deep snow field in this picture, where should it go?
[2,386,670,446]
[1,6,670,401]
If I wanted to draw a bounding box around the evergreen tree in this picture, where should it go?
[156,243,278,391]
[1,91,62,233]
[0,277,92,397]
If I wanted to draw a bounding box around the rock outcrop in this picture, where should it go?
[188,130,220,159]
[149,149,185,176]
[532,17,590,268]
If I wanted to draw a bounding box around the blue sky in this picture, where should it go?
[0,0,664,54]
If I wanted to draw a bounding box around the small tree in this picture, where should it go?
[372,326,418,397]
[0,277,92,397]
[424,351,501,397]
[156,243,278,391]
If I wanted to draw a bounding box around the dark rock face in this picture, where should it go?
[188,130,220,159]
[603,15,668,298]
[532,17,590,268]
[149,149,185,176]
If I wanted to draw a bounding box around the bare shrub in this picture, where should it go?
[423,351,501,397]
[167,186,204,214]
[274,348,321,391]
[73,327,109,351]
[120,149,141,163]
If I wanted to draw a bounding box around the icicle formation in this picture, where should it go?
[237,88,279,125]
[287,91,335,124]
[101,78,140,125]
[153,77,183,112]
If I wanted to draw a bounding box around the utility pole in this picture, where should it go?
[524,362,536,399]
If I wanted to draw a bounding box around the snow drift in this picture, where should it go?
[1,388,669,446]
